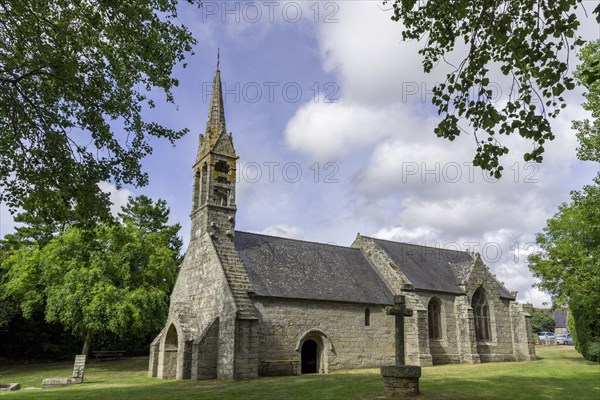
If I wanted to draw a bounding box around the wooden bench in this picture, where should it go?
[93,350,125,361]
[260,360,299,375]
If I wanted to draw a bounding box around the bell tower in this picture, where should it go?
[150,59,258,382]
[190,61,238,240]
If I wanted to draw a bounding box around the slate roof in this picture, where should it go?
[368,237,515,299]
[535,309,569,328]
[368,237,472,294]
[553,311,568,328]
[234,231,394,305]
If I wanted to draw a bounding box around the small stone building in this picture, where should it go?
[148,67,536,380]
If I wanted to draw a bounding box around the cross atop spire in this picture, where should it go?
[206,54,226,137]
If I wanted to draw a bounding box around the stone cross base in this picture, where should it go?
[381,365,421,398]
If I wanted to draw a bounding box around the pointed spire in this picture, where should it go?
[206,49,226,137]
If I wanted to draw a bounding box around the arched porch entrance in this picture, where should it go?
[161,323,179,378]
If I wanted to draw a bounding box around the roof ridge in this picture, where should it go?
[236,230,356,251]
[363,235,473,255]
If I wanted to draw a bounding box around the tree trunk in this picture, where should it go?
[81,331,93,357]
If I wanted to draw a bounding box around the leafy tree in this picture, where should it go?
[528,40,599,361]
[0,0,199,222]
[0,288,18,331]
[385,0,599,177]
[528,177,599,359]
[568,312,578,347]
[571,307,600,361]
[119,195,183,255]
[529,179,600,305]
[120,195,172,233]
[0,244,18,329]
[1,187,113,251]
[572,40,600,163]
[530,309,556,333]
[1,197,180,355]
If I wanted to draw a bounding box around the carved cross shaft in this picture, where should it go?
[385,295,413,366]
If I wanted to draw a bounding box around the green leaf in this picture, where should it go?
[0,0,199,224]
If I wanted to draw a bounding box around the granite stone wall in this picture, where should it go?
[351,235,433,366]
[417,293,462,365]
[465,257,535,362]
[150,230,238,379]
[352,235,535,366]
[252,296,395,375]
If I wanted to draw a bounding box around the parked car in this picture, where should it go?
[538,332,556,341]
[556,333,574,345]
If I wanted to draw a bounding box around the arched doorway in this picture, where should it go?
[162,324,179,378]
[295,330,330,374]
[301,339,318,374]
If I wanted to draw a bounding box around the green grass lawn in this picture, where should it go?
[1,346,598,399]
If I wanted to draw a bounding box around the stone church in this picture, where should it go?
[148,67,536,380]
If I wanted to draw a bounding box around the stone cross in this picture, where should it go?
[385,295,413,366]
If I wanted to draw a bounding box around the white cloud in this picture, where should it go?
[316,1,454,105]
[316,1,599,108]
[523,287,553,308]
[373,226,441,244]
[285,101,403,160]
[370,222,553,306]
[98,182,135,217]
[0,203,16,238]
[254,224,304,240]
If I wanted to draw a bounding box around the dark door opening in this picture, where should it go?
[301,339,318,374]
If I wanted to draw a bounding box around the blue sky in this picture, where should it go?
[2,1,599,306]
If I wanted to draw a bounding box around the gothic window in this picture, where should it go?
[216,176,229,184]
[472,288,491,341]
[192,170,200,209]
[214,160,230,174]
[365,308,371,326]
[200,163,208,206]
[428,297,442,340]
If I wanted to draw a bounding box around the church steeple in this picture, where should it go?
[196,51,232,164]
[205,59,226,138]
[190,59,238,240]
